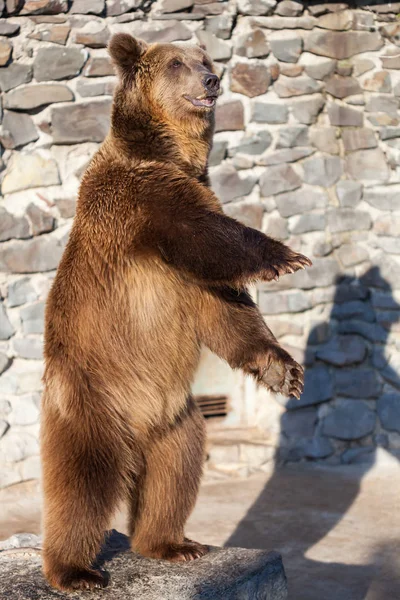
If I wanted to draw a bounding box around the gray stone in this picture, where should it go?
[4,84,74,110]
[237,0,276,17]
[20,302,45,335]
[286,364,333,409]
[0,63,32,92]
[13,338,44,360]
[0,534,288,600]
[275,0,302,15]
[0,208,30,242]
[259,290,311,314]
[51,99,112,144]
[337,244,368,267]
[299,436,334,459]
[352,57,374,77]
[230,62,271,97]
[302,155,342,187]
[197,30,232,61]
[309,127,339,155]
[70,0,104,13]
[209,141,227,167]
[252,15,316,29]
[378,393,400,434]
[258,147,314,165]
[230,131,272,156]
[83,56,114,77]
[155,0,193,13]
[251,101,288,124]
[263,215,288,240]
[76,78,116,97]
[234,28,269,58]
[55,196,77,219]
[316,335,367,366]
[365,96,399,118]
[345,148,389,182]
[274,75,323,98]
[371,290,400,310]
[0,237,63,273]
[205,14,235,41]
[304,30,383,60]
[0,19,19,35]
[362,71,391,94]
[26,204,54,236]
[281,407,317,439]
[270,35,302,63]
[276,126,309,148]
[106,0,141,16]
[334,368,382,399]
[322,401,376,440]
[317,9,353,30]
[34,47,87,82]
[364,186,400,211]
[341,447,374,465]
[210,164,257,203]
[28,23,71,45]
[328,102,363,127]
[325,74,361,99]
[342,128,377,153]
[289,213,325,234]
[336,180,362,207]
[288,257,340,290]
[215,100,244,132]
[300,53,336,80]
[0,303,14,340]
[275,187,328,218]
[8,277,38,308]
[259,164,301,196]
[291,95,325,125]
[2,153,60,195]
[73,22,111,48]
[224,202,263,229]
[0,111,38,149]
[332,299,375,322]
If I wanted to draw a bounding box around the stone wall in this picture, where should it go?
[1,0,400,487]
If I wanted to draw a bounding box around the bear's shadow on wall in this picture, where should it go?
[226,266,400,600]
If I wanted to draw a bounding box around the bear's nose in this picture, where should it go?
[203,74,220,93]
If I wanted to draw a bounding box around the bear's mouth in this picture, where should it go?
[184,94,217,108]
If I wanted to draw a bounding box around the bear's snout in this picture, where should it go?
[203,74,220,94]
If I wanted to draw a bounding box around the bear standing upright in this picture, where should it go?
[41,33,312,592]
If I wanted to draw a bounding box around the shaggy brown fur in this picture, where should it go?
[41,34,312,592]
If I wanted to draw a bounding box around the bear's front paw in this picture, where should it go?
[247,345,304,399]
[261,244,312,282]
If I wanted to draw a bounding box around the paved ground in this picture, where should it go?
[1,457,400,600]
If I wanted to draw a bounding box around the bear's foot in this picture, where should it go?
[141,540,209,562]
[248,344,304,399]
[45,566,109,592]
[261,245,312,282]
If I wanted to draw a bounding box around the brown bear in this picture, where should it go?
[41,33,312,592]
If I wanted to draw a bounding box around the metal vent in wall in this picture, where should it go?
[195,395,229,419]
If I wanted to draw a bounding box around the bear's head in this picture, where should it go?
[108,33,220,125]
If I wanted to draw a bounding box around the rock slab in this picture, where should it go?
[0,531,288,600]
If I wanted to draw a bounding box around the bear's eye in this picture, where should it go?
[203,58,212,70]
[171,59,183,68]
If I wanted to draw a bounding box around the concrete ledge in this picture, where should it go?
[0,530,287,599]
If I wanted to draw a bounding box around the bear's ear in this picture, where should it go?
[198,43,207,51]
[108,34,148,81]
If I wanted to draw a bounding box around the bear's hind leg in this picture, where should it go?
[41,401,135,592]
[130,399,208,562]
